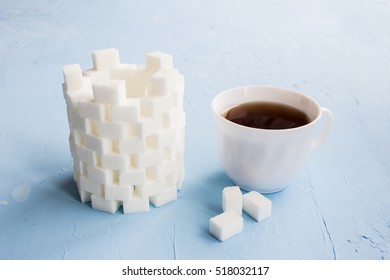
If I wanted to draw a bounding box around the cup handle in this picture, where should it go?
[310,107,333,151]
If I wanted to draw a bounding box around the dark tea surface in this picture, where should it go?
[224,101,310,129]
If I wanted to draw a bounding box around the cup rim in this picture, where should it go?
[211,85,323,133]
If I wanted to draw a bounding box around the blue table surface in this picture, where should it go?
[0,0,389,260]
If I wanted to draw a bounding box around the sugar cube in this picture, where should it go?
[92,79,126,104]
[62,64,83,91]
[222,186,242,215]
[105,183,134,201]
[91,194,120,214]
[243,191,272,221]
[123,194,150,214]
[146,51,173,73]
[209,211,243,241]
[92,48,120,70]
[149,187,177,207]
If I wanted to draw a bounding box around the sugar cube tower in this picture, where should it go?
[62,49,185,214]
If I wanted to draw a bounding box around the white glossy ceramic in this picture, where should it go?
[211,85,333,193]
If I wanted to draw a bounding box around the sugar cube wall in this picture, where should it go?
[62,49,185,214]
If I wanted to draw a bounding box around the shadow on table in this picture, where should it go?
[56,174,80,202]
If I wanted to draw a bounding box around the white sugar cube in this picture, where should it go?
[63,64,83,91]
[222,186,242,215]
[75,145,97,165]
[131,66,150,97]
[133,149,163,168]
[243,191,272,221]
[101,153,130,170]
[118,137,146,154]
[97,121,128,139]
[86,164,114,185]
[150,69,179,95]
[123,194,150,214]
[140,94,173,118]
[162,158,177,177]
[72,129,86,146]
[119,168,146,186]
[85,134,113,153]
[134,179,164,197]
[111,63,137,80]
[70,113,91,134]
[78,101,107,121]
[149,187,177,207]
[130,117,162,138]
[110,99,140,123]
[146,51,173,73]
[111,64,137,97]
[92,48,120,70]
[105,183,134,201]
[150,128,177,149]
[92,79,126,104]
[209,211,243,241]
[77,184,91,203]
[78,175,104,196]
[91,194,120,214]
[146,165,165,181]
[83,68,111,83]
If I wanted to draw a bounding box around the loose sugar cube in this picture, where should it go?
[243,191,272,222]
[92,48,120,70]
[209,211,243,241]
[222,186,242,215]
[91,194,120,214]
[146,51,173,73]
[92,79,126,104]
[123,194,150,214]
[63,64,83,91]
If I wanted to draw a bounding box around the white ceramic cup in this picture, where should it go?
[211,85,333,193]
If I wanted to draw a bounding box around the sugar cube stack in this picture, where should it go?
[62,49,185,214]
[209,187,272,241]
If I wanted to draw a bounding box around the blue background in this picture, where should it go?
[0,0,389,259]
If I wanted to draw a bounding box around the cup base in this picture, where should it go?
[235,182,288,194]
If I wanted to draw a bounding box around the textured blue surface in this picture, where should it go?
[0,0,389,259]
